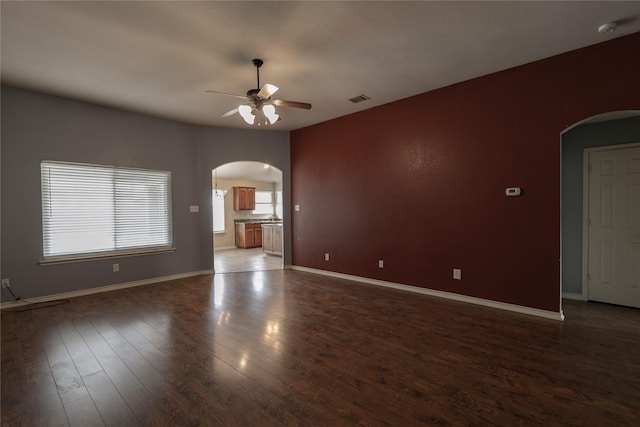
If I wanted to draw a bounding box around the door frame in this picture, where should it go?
[581,142,640,300]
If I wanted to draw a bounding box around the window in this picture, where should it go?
[253,191,274,215]
[275,190,283,219]
[213,189,226,232]
[41,161,173,260]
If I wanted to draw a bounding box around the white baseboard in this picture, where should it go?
[291,266,564,321]
[0,270,212,310]
[562,292,586,301]
[214,246,237,252]
[2,267,565,321]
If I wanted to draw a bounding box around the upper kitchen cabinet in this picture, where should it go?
[233,186,256,210]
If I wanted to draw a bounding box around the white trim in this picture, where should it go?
[582,147,591,301]
[39,247,177,265]
[0,270,212,310]
[291,266,565,321]
[560,128,564,315]
[562,292,586,301]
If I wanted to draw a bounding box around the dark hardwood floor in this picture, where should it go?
[2,270,639,426]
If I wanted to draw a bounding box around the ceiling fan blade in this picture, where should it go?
[220,107,239,118]
[206,90,247,100]
[257,83,279,99]
[273,99,312,110]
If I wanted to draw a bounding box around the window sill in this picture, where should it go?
[39,247,177,266]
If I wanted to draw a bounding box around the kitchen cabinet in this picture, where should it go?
[233,187,256,211]
[235,222,262,248]
[262,224,283,256]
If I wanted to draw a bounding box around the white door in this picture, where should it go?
[587,144,640,308]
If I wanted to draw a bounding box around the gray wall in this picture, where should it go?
[0,86,289,301]
[193,126,290,271]
[561,116,640,295]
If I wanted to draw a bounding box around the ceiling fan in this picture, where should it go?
[206,58,311,126]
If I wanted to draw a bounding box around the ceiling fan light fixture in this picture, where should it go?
[238,105,255,124]
[263,104,279,124]
[207,58,311,127]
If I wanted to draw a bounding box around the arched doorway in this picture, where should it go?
[212,161,284,273]
[560,111,640,307]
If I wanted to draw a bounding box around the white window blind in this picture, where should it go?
[212,189,226,232]
[276,190,283,219]
[41,161,173,259]
[253,191,273,215]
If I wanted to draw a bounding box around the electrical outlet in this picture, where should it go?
[378,260,384,268]
[113,263,119,272]
[453,268,462,280]
[1,278,10,288]
[325,253,330,261]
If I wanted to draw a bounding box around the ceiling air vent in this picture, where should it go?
[349,94,371,104]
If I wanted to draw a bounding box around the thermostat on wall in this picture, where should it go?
[505,187,521,197]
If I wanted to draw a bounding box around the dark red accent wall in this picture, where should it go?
[290,33,640,313]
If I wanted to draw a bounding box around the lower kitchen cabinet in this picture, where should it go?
[262,224,283,256]
[235,223,263,249]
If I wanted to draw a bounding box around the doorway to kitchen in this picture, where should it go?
[212,161,284,273]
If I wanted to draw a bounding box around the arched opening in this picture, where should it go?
[212,161,284,273]
[560,110,640,308]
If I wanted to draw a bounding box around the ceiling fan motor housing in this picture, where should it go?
[246,88,261,97]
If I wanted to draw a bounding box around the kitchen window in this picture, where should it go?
[253,191,273,215]
[276,190,283,219]
[212,189,226,232]
[40,161,173,262]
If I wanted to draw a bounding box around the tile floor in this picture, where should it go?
[213,247,283,273]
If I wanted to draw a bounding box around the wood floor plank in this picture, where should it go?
[64,395,104,427]
[83,336,143,393]
[45,343,91,405]
[125,320,294,426]
[3,270,640,426]
[60,326,103,377]
[82,371,138,426]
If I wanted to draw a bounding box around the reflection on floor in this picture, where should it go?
[214,247,283,273]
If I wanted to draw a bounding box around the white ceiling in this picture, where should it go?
[214,161,282,182]
[1,1,639,132]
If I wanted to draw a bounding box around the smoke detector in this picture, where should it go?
[597,22,617,34]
